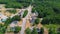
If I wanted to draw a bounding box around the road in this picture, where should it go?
[20,5,33,34]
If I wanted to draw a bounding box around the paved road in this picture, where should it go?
[20,5,33,34]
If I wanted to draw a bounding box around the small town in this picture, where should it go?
[0,0,60,34]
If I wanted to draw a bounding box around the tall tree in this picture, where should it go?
[40,27,44,34]
[31,28,38,34]
[25,28,31,34]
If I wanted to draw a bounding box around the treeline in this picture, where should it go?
[31,0,60,24]
[0,0,30,8]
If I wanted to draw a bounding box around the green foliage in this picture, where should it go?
[53,7,60,14]
[57,32,60,34]
[8,26,21,33]
[49,28,57,34]
[5,17,12,26]
[5,15,21,26]
[44,24,58,34]
[41,15,60,24]
[32,8,36,13]
[23,10,28,18]
[7,9,17,14]
[31,28,38,34]
[14,26,21,33]
[34,18,40,25]
[31,0,60,24]
[0,32,4,34]
[3,15,21,33]
[0,24,7,34]
[0,0,9,4]
[11,15,21,21]
[5,2,22,8]
[40,27,44,34]
[25,28,31,34]
[0,0,30,8]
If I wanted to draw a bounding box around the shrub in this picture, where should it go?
[23,10,28,18]
[7,9,17,14]
[31,28,38,34]
[25,28,31,34]
[11,15,21,21]
[14,26,21,33]
[40,27,44,34]
[34,18,40,25]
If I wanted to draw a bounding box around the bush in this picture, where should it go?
[14,26,21,33]
[44,24,57,34]
[31,28,38,34]
[9,26,21,33]
[39,27,44,34]
[41,15,60,24]
[5,2,22,8]
[11,15,21,21]
[7,9,17,14]
[5,17,12,26]
[0,24,7,33]
[57,32,60,34]
[0,32,4,34]
[5,15,21,26]
[34,18,40,25]
[32,8,36,13]
[0,0,30,8]
[23,10,28,18]
[48,28,57,34]
[25,28,31,34]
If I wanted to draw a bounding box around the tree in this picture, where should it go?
[41,17,50,24]
[11,15,21,21]
[25,28,31,34]
[5,2,22,8]
[53,7,60,14]
[31,28,38,34]
[0,24,7,34]
[41,15,60,24]
[32,8,36,13]
[40,27,44,34]
[23,10,28,18]
[7,9,17,14]
[14,26,21,34]
[34,18,40,25]
[5,15,21,26]
[49,28,54,34]
[0,32,4,34]
[48,27,57,34]
[5,17,12,26]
